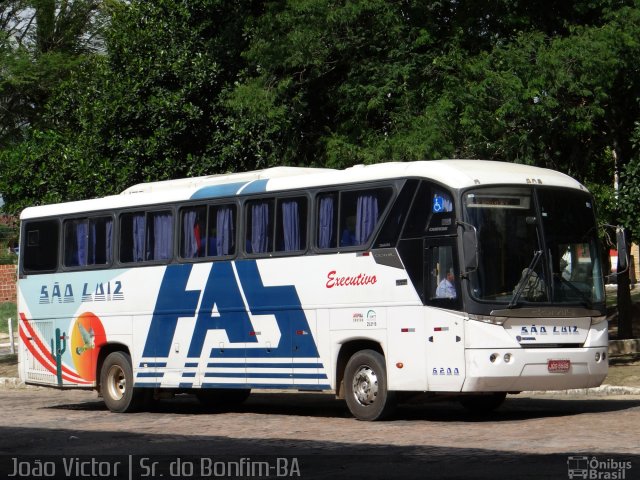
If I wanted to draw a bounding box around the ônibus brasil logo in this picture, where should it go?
[567,456,632,479]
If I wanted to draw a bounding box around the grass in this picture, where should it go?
[0,302,17,336]
[606,285,640,307]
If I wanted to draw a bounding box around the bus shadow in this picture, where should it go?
[46,392,640,422]
[1,424,638,479]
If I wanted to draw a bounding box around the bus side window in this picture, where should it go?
[23,220,59,273]
[317,188,392,250]
[403,182,456,238]
[245,199,274,254]
[64,217,113,267]
[339,188,392,248]
[120,210,173,263]
[275,197,307,252]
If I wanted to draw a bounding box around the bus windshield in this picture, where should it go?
[464,186,605,307]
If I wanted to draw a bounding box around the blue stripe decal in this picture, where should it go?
[190,182,249,200]
[239,179,268,194]
[179,383,193,389]
[206,362,322,369]
[201,383,330,390]
[139,362,167,368]
[136,372,165,378]
[209,349,326,361]
[204,372,327,379]
[185,362,199,368]
[134,382,162,388]
[182,372,196,378]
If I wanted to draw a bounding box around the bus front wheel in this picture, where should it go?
[344,349,396,421]
[100,351,146,413]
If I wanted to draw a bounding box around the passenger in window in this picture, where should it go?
[436,270,456,299]
[340,216,357,247]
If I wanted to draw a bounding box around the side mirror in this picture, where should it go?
[458,221,479,276]
[616,227,628,272]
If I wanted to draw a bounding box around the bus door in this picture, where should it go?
[423,240,466,391]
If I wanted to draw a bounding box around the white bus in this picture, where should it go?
[17,160,608,420]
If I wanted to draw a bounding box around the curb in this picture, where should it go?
[523,384,640,396]
[0,377,24,388]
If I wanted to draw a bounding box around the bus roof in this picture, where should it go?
[20,160,587,220]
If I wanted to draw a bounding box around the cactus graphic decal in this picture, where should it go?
[50,328,67,386]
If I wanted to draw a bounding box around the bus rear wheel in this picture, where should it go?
[100,351,147,413]
[344,350,396,421]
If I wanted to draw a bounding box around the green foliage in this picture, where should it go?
[1,0,640,228]
[0,1,108,146]
[620,141,640,243]
[0,222,18,265]
[0,303,17,335]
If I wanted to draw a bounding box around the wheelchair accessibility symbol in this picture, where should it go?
[432,194,451,213]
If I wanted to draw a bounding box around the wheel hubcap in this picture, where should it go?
[352,365,379,406]
[107,365,126,401]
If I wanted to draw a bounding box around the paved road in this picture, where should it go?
[0,388,639,479]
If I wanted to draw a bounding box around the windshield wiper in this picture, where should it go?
[508,250,543,308]
[553,273,593,309]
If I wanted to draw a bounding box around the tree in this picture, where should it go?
[0,0,262,211]
[0,0,108,145]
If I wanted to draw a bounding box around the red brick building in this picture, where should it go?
[0,264,16,303]
[0,214,18,304]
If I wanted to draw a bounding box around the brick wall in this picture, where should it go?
[0,264,16,303]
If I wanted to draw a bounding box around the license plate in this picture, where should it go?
[548,359,571,373]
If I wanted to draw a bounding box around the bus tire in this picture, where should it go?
[196,388,251,406]
[459,392,507,414]
[344,349,396,421]
[100,351,146,413]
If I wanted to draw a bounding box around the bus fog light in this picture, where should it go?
[595,352,600,362]
[504,353,512,363]
[490,353,499,363]
[602,352,606,361]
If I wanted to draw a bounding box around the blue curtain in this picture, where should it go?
[105,218,112,264]
[318,196,334,249]
[151,212,173,260]
[89,220,97,265]
[282,200,300,251]
[251,202,269,253]
[75,221,87,266]
[216,206,234,256]
[182,210,198,258]
[355,194,379,245]
[133,214,145,262]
